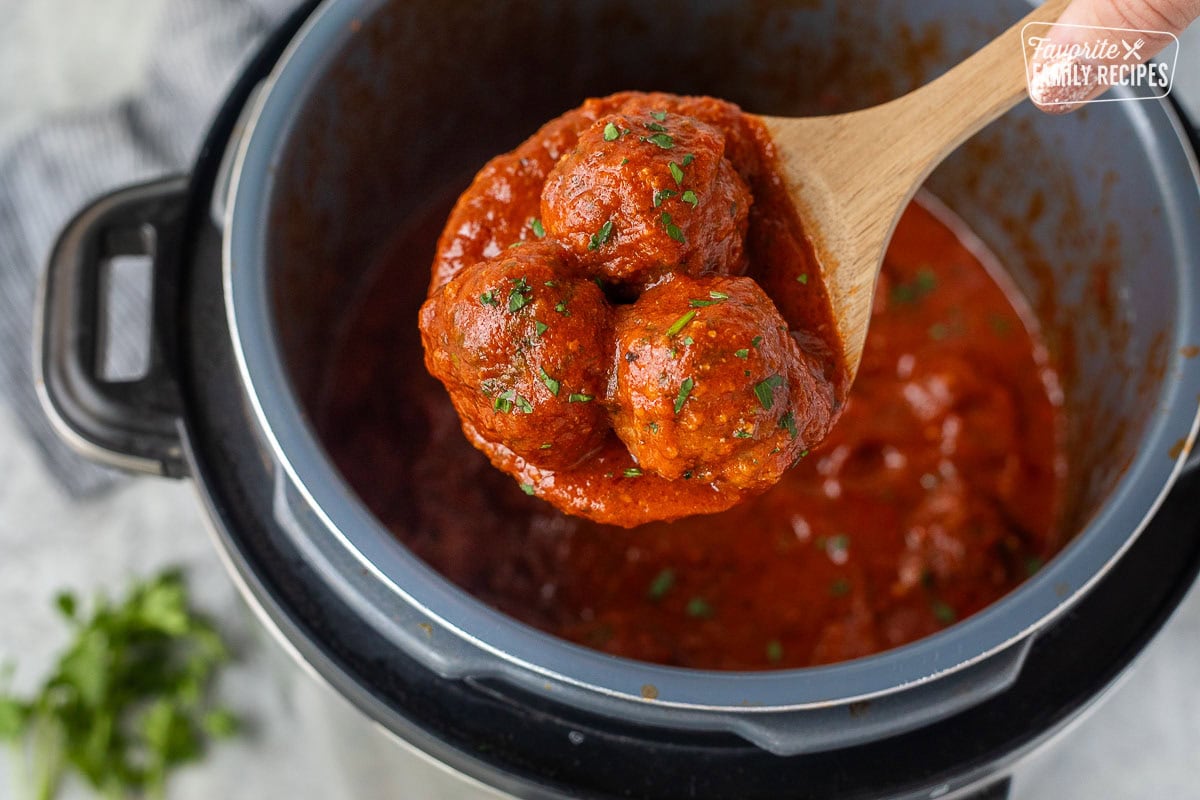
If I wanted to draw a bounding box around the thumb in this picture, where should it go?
[1028,0,1199,111]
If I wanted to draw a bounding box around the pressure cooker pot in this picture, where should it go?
[36,0,1200,797]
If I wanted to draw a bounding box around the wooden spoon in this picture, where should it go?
[760,0,1070,384]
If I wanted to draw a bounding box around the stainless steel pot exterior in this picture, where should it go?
[222,0,1200,755]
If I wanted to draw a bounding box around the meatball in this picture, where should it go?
[540,110,751,288]
[419,242,612,470]
[610,276,834,491]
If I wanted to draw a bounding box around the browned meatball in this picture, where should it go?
[540,110,751,288]
[609,276,834,491]
[419,242,612,470]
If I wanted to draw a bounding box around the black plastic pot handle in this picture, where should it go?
[36,176,190,478]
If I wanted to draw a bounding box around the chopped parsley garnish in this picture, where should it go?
[779,410,798,440]
[554,301,570,316]
[508,277,532,312]
[686,597,714,619]
[0,570,239,800]
[660,213,685,243]
[674,377,695,414]
[647,421,660,433]
[668,161,684,185]
[520,482,536,496]
[650,110,668,122]
[733,430,753,439]
[480,290,499,306]
[681,336,694,346]
[534,321,548,336]
[540,442,553,449]
[800,449,809,458]
[688,290,727,308]
[620,157,630,165]
[796,273,809,284]
[766,639,784,663]
[568,393,593,403]
[645,121,668,133]
[623,467,643,478]
[587,219,614,251]
[544,280,556,287]
[603,122,620,141]
[681,190,699,208]
[682,153,695,166]
[653,189,677,208]
[538,367,560,396]
[734,349,750,359]
[647,568,675,599]
[514,394,533,414]
[890,268,938,304]
[830,578,851,597]
[751,335,763,348]
[647,133,675,149]
[709,290,729,300]
[530,218,546,238]
[666,309,697,336]
[494,389,515,413]
[754,374,784,410]
[932,601,957,624]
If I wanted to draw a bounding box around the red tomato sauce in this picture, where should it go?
[316,189,1066,670]
[315,88,1066,669]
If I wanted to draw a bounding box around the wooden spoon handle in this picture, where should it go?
[879,0,1072,186]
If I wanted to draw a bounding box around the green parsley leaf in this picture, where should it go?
[513,394,534,414]
[480,290,499,306]
[538,367,560,397]
[890,268,938,304]
[932,601,957,624]
[520,482,536,496]
[674,377,695,414]
[681,153,695,166]
[669,161,684,185]
[647,133,675,149]
[733,430,753,439]
[623,468,643,478]
[587,219,614,251]
[508,278,532,312]
[651,110,668,122]
[734,349,750,359]
[534,321,548,337]
[686,597,714,619]
[681,190,699,208]
[779,410,798,440]
[766,640,783,664]
[660,213,685,243]
[647,568,675,599]
[751,335,763,348]
[554,301,569,315]
[530,218,546,238]
[494,389,516,413]
[645,121,668,133]
[653,189,676,208]
[665,309,697,337]
[796,273,809,284]
[754,374,784,410]
[603,122,620,141]
[568,393,593,403]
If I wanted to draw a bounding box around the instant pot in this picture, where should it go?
[35,1,1200,797]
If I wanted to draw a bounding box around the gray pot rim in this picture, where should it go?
[224,0,1200,713]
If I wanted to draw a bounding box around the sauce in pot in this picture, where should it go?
[316,189,1067,670]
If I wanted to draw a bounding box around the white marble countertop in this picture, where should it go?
[1,3,1198,798]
